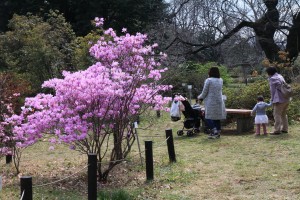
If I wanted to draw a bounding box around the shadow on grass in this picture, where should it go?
[221,128,253,136]
[266,133,291,141]
[174,133,202,141]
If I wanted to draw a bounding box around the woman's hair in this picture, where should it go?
[265,66,277,76]
[208,67,220,78]
[257,95,264,101]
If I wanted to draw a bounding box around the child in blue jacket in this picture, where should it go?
[251,95,272,135]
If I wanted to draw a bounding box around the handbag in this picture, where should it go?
[170,101,181,121]
[279,81,293,98]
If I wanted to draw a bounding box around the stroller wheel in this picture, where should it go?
[194,128,200,134]
[177,130,184,136]
[187,130,193,137]
[204,128,211,134]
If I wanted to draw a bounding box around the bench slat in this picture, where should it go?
[226,109,252,115]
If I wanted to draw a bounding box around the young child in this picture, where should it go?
[251,95,272,135]
[192,99,201,110]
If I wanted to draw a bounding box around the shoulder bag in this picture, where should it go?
[280,81,293,98]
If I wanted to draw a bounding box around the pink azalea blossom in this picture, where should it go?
[2,18,172,161]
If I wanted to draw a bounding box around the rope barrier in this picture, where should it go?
[130,136,169,156]
[97,137,170,164]
[17,129,171,189]
[139,135,165,138]
[96,136,170,164]
[154,136,170,148]
[97,158,127,165]
[15,129,174,200]
[136,128,162,131]
[21,134,169,175]
[33,164,89,188]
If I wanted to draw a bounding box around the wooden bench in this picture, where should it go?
[226,109,253,134]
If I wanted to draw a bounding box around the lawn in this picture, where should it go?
[1,112,300,199]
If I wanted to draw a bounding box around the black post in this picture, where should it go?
[20,176,32,200]
[156,110,161,118]
[145,140,153,181]
[88,153,97,200]
[136,115,140,124]
[6,155,12,164]
[165,129,176,162]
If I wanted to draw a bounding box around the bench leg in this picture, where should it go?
[236,117,254,134]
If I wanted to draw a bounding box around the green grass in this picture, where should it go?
[1,112,300,199]
[98,189,132,200]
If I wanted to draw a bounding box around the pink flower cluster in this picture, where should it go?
[0,124,12,155]
[4,21,172,149]
[0,94,20,155]
[94,17,104,27]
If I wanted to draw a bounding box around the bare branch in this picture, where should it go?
[168,0,191,19]
[191,20,254,54]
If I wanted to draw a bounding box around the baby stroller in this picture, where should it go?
[176,99,206,136]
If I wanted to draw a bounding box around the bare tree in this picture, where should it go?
[152,0,300,67]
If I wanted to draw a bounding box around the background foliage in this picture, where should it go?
[224,80,271,110]
[0,0,168,36]
[164,62,232,98]
[224,79,300,122]
[0,11,75,94]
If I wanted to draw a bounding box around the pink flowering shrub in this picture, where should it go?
[7,19,172,181]
[0,102,14,156]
